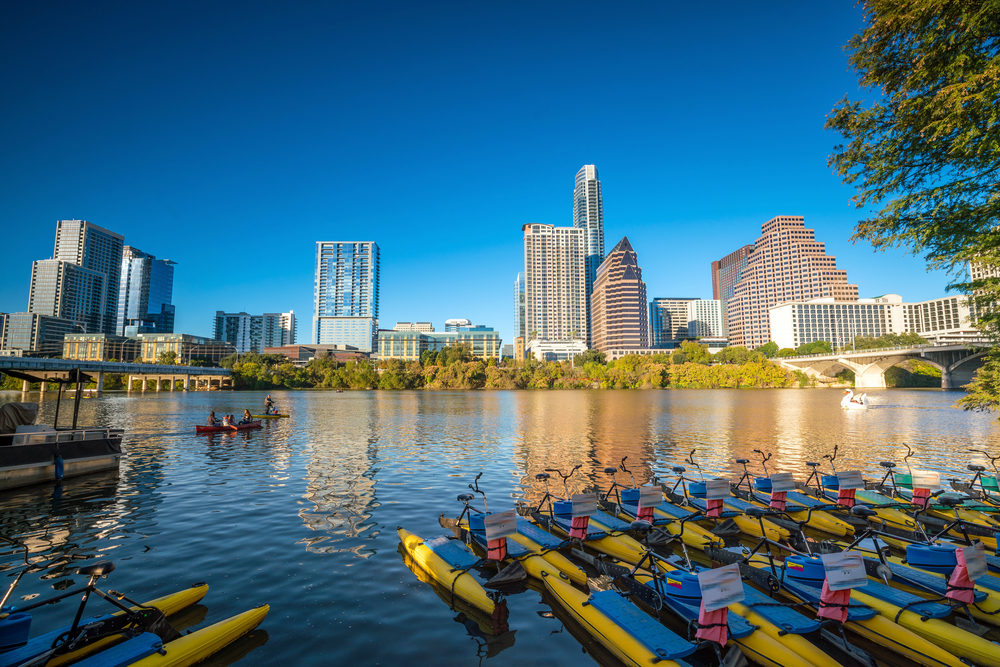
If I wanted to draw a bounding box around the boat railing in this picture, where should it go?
[2,428,123,447]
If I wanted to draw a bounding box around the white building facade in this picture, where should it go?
[314,241,380,352]
[687,299,724,338]
[523,224,587,344]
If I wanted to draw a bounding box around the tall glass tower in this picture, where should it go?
[314,241,380,351]
[53,220,124,335]
[573,165,603,346]
[117,246,176,336]
[514,272,525,341]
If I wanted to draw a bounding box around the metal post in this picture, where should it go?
[71,372,83,430]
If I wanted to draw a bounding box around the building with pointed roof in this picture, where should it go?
[590,237,649,352]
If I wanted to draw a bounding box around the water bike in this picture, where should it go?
[440,472,587,585]
[598,456,726,550]
[397,527,497,615]
[195,421,261,433]
[575,517,849,667]
[0,535,267,667]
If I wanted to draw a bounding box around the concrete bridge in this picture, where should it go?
[774,343,992,389]
[0,357,232,394]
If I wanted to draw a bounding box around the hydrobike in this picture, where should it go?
[711,503,997,667]
[249,414,287,419]
[0,535,267,667]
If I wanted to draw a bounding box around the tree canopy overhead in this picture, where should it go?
[827,0,1000,330]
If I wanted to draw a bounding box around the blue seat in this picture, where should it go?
[588,591,697,660]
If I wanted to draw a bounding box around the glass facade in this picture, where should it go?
[1,312,77,356]
[573,165,604,346]
[377,327,502,361]
[514,273,525,341]
[314,242,380,351]
[52,220,124,335]
[117,246,176,335]
[28,260,106,334]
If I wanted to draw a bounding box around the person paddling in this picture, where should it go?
[209,411,221,426]
[242,409,253,424]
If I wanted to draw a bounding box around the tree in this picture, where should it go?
[678,340,712,365]
[156,350,178,365]
[575,349,607,366]
[757,342,778,358]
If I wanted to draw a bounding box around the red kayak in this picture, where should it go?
[195,420,262,433]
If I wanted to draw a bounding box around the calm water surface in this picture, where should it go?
[1,388,998,666]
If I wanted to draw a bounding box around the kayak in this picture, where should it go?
[250,414,288,419]
[195,421,261,433]
[2,584,210,667]
[397,527,494,614]
[117,605,269,667]
[542,572,697,667]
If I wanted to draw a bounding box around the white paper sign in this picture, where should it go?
[705,478,731,500]
[571,493,597,517]
[912,471,940,490]
[484,510,517,540]
[639,486,663,509]
[770,473,796,493]
[964,544,988,581]
[837,470,864,490]
[821,552,869,591]
[698,564,745,612]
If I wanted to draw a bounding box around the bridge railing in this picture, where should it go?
[776,342,985,362]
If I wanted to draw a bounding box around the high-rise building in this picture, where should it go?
[28,260,106,333]
[523,223,588,343]
[514,272,525,342]
[445,318,472,332]
[711,244,754,336]
[262,311,296,348]
[314,242,380,352]
[52,220,124,335]
[728,216,859,349]
[1,312,77,356]
[590,237,648,352]
[117,246,176,336]
[649,298,697,344]
[214,312,263,354]
[573,165,604,344]
[687,300,724,338]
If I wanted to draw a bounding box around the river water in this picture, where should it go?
[1,388,998,666]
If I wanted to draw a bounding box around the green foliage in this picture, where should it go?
[156,350,178,365]
[678,341,712,365]
[777,348,797,358]
[960,349,1000,413]
[713,346,759,365]
[795,341,832,355]
[757,342,779,358]
[574,349,607,366]
[885,360,943,388]
[850,332,928,350]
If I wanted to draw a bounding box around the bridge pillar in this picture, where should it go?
[854,366,887,389]
[97,372,104,396]
[21,380,29,393]
[184,376,190,391]
[141,376,146,393]
[156,377,161,392]
[39,378,46,395]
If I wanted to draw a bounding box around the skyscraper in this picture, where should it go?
[52,220,124,335]
[687,300,724,338]
[590,237,648,352]
[214,311,263,354]
[117,246,176,336]
[711,244,754,336]
[649,298,697,344]
[728,216,859,349]
[573,165,604,344]
[514,272,525,342]
[523,223,587,343]
[314,242,380,352]
[28,260,106,333]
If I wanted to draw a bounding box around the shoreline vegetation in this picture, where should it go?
[0,336,945,393]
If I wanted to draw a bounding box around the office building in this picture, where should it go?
[377,326,502,361]
[214,312,263,354]
[64,333,141,362]
[514,272,525,342]
[768,293,982,349]
[314,242,380,352]
[262,311,296,348]
[445,318,472,332]
[28,260,106,334]
[394,322,434,332]
[264,344,369,365]
[52,220,124,335]
[688,299,724,338]
[502,344,514,358]
[117,246,176,336]
[729,216,858,349]
[1,312,77,356]
[136,333,235,364]
[573,165,604,344]
[711,244,754,336]
[649,298,697,343]
[590,237,649,352]
[523,223,588,343]
[525,339,587,363]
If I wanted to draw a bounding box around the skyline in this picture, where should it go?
[1,2,956,348]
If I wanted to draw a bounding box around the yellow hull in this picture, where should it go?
[398,527,495,614]
[129,605,268,666]
[731,601,841,667]
[48,584,210,667]
[728,513,791,541]
[543,572,686,667]
[548,518,646,565]
[852,588,1000,667]
[508,531,588,585]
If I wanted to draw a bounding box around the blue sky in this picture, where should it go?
[0,1,953,346]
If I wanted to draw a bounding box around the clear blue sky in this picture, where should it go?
[0,1,953,346]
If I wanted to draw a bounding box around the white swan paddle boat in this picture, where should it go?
[841,389,868,410]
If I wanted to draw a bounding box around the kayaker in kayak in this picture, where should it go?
[208,411,221,427]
